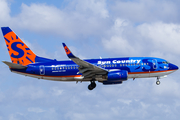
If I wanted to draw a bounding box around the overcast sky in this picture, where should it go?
[0,0,180,120]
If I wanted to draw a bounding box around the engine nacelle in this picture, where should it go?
[107,70,128,81]
[102,70,128,85]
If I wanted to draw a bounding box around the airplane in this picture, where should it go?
[1,27,179,90]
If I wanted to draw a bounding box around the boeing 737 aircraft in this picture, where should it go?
[1,27,179,90]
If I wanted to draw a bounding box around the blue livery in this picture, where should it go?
[1,27,179,90]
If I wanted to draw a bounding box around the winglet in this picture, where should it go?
[62,43,76,58]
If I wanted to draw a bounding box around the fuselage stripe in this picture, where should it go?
[12,69,175,78]
[12,70,82,78]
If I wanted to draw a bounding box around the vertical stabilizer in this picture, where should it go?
[1,27,36,66]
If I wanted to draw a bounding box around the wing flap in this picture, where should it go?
[2,61,27,69]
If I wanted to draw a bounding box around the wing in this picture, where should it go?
[62,43,108,78]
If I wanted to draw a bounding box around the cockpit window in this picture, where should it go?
[162,61,169,64]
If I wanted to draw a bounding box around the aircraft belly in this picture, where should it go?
[128,70,176,78]
[128,73,150,78]
[149,70,175,77]
[12,69,176,82]
[12,70,89,81]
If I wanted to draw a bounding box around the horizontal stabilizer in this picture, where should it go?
[2,61,27,69]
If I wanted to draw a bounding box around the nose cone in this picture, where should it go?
[169,63,179,70]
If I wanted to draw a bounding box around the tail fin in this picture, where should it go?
[1,27,36,66]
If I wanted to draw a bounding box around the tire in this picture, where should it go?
[88,84,94,90]
[156,81,160,85]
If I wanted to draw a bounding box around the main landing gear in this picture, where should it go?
[88,80,96,90]
[156,77,160,85]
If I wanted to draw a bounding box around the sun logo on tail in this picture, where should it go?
[2,27,36,66]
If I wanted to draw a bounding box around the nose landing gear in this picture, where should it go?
[156,77,160,85]
[88,81,96,90]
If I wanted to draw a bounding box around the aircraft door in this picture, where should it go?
[40,65,45,75]
[152,59,158,69]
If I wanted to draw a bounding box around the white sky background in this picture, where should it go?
[0,0,180,119]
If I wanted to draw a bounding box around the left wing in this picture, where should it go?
[62,43,108,78]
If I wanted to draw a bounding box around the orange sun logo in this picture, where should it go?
[4,31,36,66]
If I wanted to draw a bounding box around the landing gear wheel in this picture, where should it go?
[88,84,94,90]
[156,80,160,85]
[88,81,96,90]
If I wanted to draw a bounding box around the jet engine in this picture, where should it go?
[103,70,128,85]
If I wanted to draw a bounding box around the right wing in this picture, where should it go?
[62,43,108,78]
